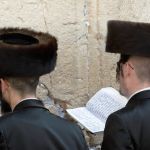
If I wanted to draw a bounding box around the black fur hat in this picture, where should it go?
[0,28,57,77]
[106,20,150,57]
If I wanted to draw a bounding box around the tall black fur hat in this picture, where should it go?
[106,20,150,57]
[0,28,57,77]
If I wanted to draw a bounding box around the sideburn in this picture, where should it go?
[116,54,131,81]
[1,100,12,115]
[0,84,11,115]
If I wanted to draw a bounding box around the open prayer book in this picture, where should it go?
[66,87,127,133]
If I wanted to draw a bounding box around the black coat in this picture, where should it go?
[0,99,88,150]
[101,90,150,150]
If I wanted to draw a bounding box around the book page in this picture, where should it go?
[66,107,105,133]
[86,87,127,123]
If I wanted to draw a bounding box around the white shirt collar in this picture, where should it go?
[129,87,150,100]
[20,97,38,102]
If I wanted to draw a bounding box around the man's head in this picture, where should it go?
[0,76,39,113]
[116,55,150,97]
[0,28,57,113]
[1,77,39,98]
[106,20,150,97]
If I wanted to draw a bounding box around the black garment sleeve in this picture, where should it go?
[0,131,8,150]
[101,113,134,150]
[75,124,89,150]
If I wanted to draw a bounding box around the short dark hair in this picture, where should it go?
[116,54,130,81]
[5,76,39,96]
[116,55,150,83]
[131,56,150,83]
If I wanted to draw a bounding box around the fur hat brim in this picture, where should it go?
[0,28,57,77]
[106,20,150,57]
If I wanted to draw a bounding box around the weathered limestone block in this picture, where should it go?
[88,132,103,147]
[36,83,49,100]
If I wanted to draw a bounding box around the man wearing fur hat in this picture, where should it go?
[101,20,150,150]
[0,28,88,150]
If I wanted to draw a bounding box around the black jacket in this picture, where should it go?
[0,99,88,150]
[101,90,150,150]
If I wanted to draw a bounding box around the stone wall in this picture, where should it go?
[38,0,120,107]
[1,0,150,109]
[0,0,120,107]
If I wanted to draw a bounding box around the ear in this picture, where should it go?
[123,62,134,78]
[0,79,9,93]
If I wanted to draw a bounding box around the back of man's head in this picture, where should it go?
[117,55,150,84]
[131,56,150,83]
[5,76,39,97]
[0,28,58,114]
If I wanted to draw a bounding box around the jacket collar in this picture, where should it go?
[126,90,150,107]
[13,99,48,112]
[128,87,150,100]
